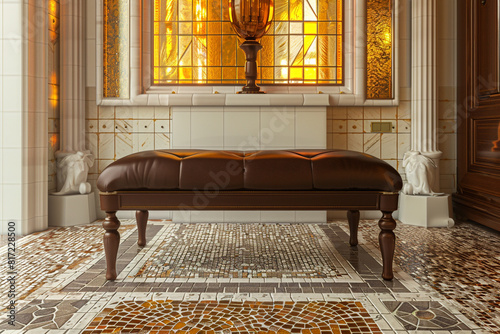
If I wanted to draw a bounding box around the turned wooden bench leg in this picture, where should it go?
[347,210,360,246]
[103,211,121,280]
[136,210,149,247]
[379,210,397,280]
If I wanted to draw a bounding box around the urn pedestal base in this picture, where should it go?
[399,193,454,228]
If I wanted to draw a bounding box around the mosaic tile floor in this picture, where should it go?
[0,218,497,333]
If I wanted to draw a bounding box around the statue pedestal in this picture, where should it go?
[398,193,454,228]
[48,192,96,227]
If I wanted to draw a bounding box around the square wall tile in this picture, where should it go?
[98,133,115,159]
[2,112,22,148]
[172,108,191,148]
[260,108,295,149]
[2,75,22,111]
[224,110,260,149]
[2,148,22,184]
[191,110,224,148]
[295,110,326,148]
[155,133,171,149]
[224,211,261,223]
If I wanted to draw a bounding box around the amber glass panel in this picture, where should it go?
[103,0,129,98]
[366,0,393,99]
[153,0,342,84]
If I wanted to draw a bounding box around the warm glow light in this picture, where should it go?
[49,134,58,147]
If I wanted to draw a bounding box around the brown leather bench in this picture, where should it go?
[97,149,402,280]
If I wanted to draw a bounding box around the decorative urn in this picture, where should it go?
[229,0,274,93]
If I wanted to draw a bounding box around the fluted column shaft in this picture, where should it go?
[410,0,442,190]
[60,0,86,153]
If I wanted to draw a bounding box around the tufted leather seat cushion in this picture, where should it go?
[97,149,402,192]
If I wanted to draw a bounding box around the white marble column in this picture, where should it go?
[399,0,453,228]
[54,0,94,194]
[410,0,442,190]
[59,0,86,153]
[50,0,95,225]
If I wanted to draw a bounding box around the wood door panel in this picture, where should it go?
[472,118,500,167]
[455,0,500,230]
[477,0,499,96]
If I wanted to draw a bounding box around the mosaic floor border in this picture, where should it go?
[117,222,363,283]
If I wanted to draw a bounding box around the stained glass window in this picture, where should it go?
[366,0,393,99]
[153,0,343,85]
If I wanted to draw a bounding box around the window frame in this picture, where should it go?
[149,0,345,87]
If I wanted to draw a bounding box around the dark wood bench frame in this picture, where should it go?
[100,190,399,281]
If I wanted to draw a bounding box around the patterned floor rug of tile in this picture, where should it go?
[121,223,358,281]
[83,300,382,333]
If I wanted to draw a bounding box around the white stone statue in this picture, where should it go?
[402,151,441,196]
[53,151,95,195]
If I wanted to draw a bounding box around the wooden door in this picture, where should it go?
[454,0,500,230]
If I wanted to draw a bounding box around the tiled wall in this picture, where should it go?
[85,88,172,212]
[1,0,49,234]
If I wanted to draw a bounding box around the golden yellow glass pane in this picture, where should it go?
[261,66,273,81]
[208,22,222,34]
[318,0,335,21]
[159,67,178,80]
[290,67,303,80]
[208,67,222,82]
[222,0,230,20]
[337,0,343,21]
[319,67,333,80]
[179,67,193,81]
[290,0,303,21]
[179,0,192,21]
[304,67,317,81]
[275,0,289,21]
[222,22,234,34]
[179,22,192,35]
[193,0,207,21]
[337,67,342,81]
[222,35,237,66]
[304,22,317,35]
[193,66,207,82]
[260,36,274,66]
[154,67,160,83]
[208,0,221,21]
[179,36,192,66]
[194,22,206,34]
[154,22,160,34]
[208,36,222,66]
[237,67,246,81]
[317,35,328,66]
[236,47,246,67]
[366,0,392,99]
[222,67,236,81]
